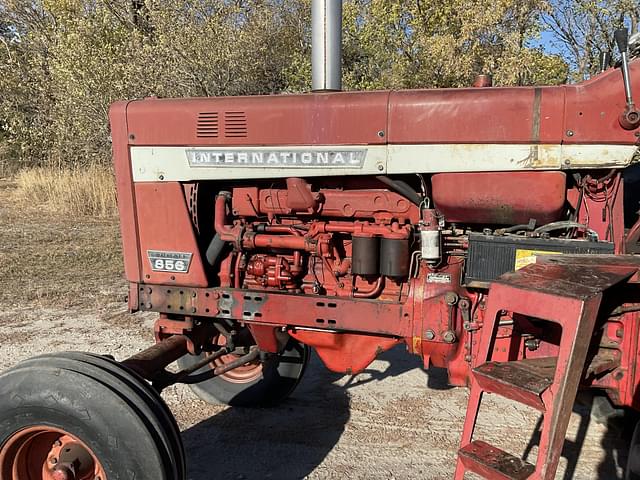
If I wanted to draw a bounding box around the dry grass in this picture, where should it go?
[14,165,117,217]
[0,180,125,307]
[0,144,11,179]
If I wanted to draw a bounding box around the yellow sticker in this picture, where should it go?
[514,249,563,270]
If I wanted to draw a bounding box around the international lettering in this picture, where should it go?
[187,149,367,168]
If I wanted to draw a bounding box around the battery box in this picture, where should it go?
[464,233,614,287]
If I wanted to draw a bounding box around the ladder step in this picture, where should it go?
[494,259,640,300]
[459,440,535,480]
[473,357,556,411]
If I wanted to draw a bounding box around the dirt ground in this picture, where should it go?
[0,179,634,479]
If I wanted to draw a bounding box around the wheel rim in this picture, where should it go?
[211,335,263,384]
[0,426,107,480]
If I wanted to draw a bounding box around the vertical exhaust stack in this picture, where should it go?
[312,0,342,92]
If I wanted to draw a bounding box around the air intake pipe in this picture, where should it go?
[312,0,342,92]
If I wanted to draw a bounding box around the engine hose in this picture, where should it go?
[375,176,423,206]
[205,233,226,266]
[534,221,599,240]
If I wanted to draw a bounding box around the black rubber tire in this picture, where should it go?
[0,352,185,480]
[178,337,309,406]
[38,351,186,479]
[627,420,640,480]
[589,392,626,426]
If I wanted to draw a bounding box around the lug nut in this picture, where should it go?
[52,466,74,480]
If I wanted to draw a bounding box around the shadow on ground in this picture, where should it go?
[182,345,636,479]
[182,346,426,480]
[521,393,637,480]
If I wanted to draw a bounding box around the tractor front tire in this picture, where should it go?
[628,420,640,480]
[178,336,309,407]
[0,352,185,480]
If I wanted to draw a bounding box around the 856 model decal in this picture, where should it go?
[147,250,193,273]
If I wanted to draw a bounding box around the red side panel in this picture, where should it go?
[123,60,640,150]
[109,101,141,282]
[134,182,208,287]
[431,172,567,225]
[563,60,640,144]
[386,61,640,146]
[125,91,390,147]
[388,87,565,145]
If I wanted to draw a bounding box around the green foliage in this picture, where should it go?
[286,0,569,91]
[0,0,573,170]
[0,0,308,169]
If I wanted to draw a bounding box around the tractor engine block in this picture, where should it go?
[215,178,418,302]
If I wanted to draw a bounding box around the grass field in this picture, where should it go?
[0,176,122,307]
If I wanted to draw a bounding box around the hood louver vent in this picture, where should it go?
[196,112,219,138]
[224,111,248,138]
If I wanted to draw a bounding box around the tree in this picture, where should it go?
[0,0,570,171]
[285,0,568,91]
[543,0,640,81]
[0,0,308,169]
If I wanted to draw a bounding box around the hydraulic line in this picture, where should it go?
[375,176,423,206]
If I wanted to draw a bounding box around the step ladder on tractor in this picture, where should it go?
[455,255,640,480]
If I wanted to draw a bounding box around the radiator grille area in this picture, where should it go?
[224,111,248,138]
[196,112,219,138]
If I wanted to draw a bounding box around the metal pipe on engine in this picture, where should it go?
[214,191,243,247]
[312,0,342,92]
[353,277,385,298]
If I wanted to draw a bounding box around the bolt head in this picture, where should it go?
[442,331,457,343]
[377,164,384,171]
[52,467,73,480]
[424,330,436,340]
[444,291,459,305]
[566,130,574,137]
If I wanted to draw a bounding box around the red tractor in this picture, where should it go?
[3,2,640,479]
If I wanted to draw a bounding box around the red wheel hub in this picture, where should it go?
[212,335,263,383]
[0,426,106,480]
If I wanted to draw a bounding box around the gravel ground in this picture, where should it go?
[0,180,633,479]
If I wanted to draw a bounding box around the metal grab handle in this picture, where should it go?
[615,28,640,130]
